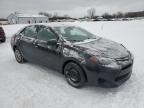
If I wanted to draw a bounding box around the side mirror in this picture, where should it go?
[47,39,58,46]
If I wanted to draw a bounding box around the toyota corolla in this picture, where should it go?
[11,24,134,88]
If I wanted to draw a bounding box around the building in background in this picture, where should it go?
[7,12,49,24]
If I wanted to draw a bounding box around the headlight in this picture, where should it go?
[89,56,114,65]
[97,57,114,65]
[89,56,120,69]
[98,57,120,69]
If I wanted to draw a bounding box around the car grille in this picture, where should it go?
[115,56,129,61]
[115,56,132,70]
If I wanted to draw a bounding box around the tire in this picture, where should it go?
[64,62,86,88]
[14,48,25,63]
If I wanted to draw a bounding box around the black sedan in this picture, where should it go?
[11,24,134,88]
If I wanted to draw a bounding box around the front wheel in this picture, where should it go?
[14,48,26,63]
[64,62,86,88]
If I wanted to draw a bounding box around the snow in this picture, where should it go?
[2,24,28,37]
[1,20,144,108]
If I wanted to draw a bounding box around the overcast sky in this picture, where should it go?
[0,0,144,18]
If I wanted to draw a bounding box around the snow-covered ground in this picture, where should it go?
[0,20,144,108]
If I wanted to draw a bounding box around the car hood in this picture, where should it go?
[74,38,129,59]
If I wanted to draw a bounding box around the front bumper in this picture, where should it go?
[82,58,133,87]
[96,63,133,87]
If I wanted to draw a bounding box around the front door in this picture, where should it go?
[34,25,62,69]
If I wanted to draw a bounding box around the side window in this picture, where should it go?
[22,26,37,38]
[37,26,56,41]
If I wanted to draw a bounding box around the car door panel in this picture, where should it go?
[19,26,38,62]
[34,26,63,69]
[34,40,62,69]
[20,36,35,60]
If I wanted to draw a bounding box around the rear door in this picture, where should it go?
[19,25,38,61]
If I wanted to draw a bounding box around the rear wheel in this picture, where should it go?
[64,62,86,88]
[14,48,26,63]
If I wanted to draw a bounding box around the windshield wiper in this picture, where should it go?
[87,37,97,39]
[69,39,84,43]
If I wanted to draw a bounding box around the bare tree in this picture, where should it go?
[102,12,112,19]
[38,12,52,18]
[38,12,44,15]
[64,14,69,18]
[87,8,96,19]
[53,12,58,17]
[112,13,117,18]
[116,12,124,18]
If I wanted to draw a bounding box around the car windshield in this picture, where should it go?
[53,26,97,42]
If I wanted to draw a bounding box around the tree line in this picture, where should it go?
[102,11,144,19]
[38,9,144,19]
[87,8,144,19]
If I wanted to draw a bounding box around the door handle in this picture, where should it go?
[33,39,38,45]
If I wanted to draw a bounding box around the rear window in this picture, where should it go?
[21,26,37,38]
